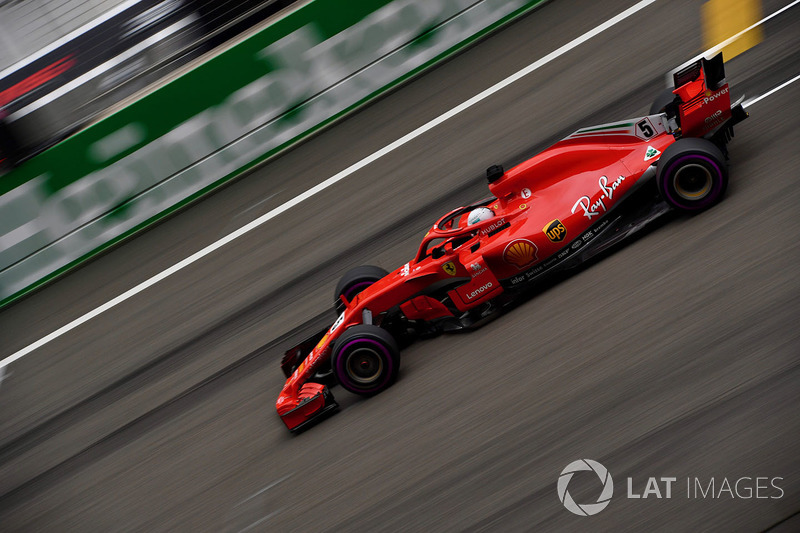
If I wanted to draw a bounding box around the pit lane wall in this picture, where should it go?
[0,0,546,307]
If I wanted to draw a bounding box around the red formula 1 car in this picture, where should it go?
[276,54,748,432]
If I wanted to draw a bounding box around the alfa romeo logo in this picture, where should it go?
[557,459,613,516]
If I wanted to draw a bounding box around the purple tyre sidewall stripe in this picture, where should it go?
[661,153,724,210]
[335,337,395,393]
[343,281,373,301]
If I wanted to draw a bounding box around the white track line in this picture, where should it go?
[1,0,794,370]
[236,508,284,533]
[236,474,292,506]
[743,73,800,108]
[667,0,800,83]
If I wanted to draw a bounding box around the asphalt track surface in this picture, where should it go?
[1,0,799,530]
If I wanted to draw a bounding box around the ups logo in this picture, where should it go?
[543,219,567,243]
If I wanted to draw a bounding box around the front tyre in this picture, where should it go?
[656,138,728,212]
[334,265,389,314]
[332,325,400,396]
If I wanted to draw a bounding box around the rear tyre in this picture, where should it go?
[656,138,728,212]
[649,87,676,115]
[334,265,388,314]
[332,325,400,396]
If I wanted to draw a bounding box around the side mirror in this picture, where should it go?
[486,164,504,184]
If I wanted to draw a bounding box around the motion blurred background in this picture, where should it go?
[0,0,798,531]
[0,0,296,166]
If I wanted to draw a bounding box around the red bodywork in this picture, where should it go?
[276,56,740,431]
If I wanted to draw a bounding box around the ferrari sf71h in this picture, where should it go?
[276,54,748,432]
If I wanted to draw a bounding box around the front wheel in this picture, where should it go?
[334,265,388,314]
[332,325,400,396]
[656,138,728,212]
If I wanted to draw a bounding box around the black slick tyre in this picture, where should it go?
[334,265,388,314]
[331,325,400,396]
[656,137,728,213]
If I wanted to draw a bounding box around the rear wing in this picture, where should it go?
[665,53,748,145]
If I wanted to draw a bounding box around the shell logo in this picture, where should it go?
[503,239,539,269]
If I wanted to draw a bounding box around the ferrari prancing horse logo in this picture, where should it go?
[442,262,457,276]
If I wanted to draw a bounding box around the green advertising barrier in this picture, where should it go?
[0,0,546,307]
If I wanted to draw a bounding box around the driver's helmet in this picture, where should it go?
[467,207,494,225]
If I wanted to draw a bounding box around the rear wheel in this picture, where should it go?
[650,87,676,115]
[656,138,728,212]
[334,265,388,314]
[332,325,400,396]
